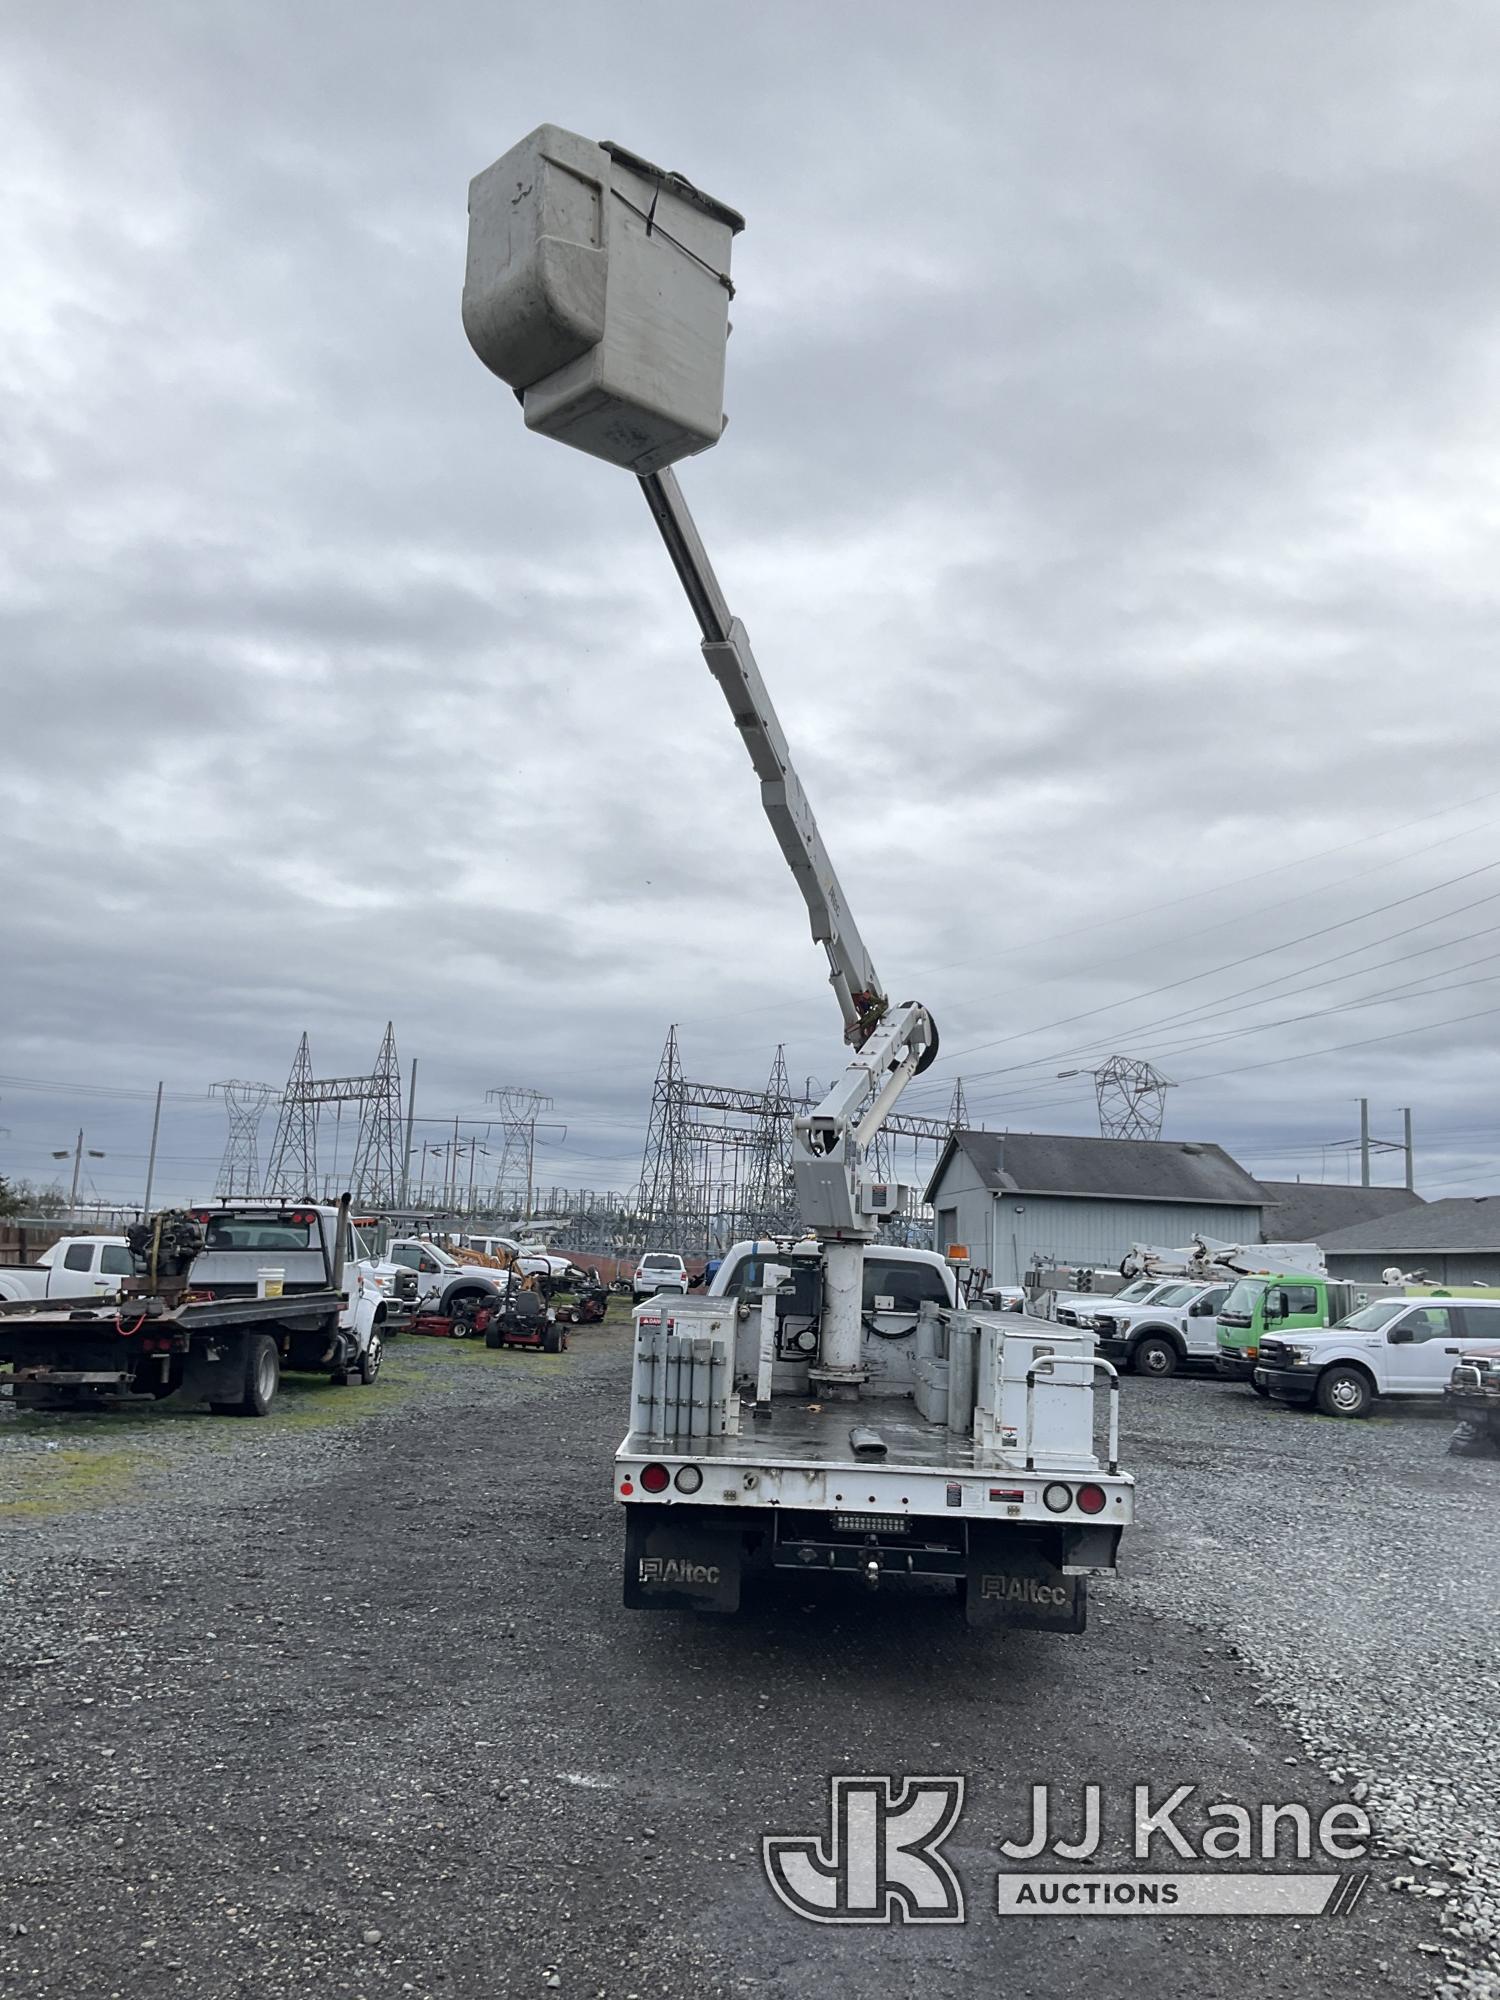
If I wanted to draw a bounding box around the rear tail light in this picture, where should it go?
[639,1463,670,1494]
[1042,1483,1072,1513]
[1076,1483,1106,1515]
[673,1465,703,1493]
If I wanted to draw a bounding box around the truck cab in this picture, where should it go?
[1214,1272,1351,1387]
[1257,1296,1500,1417]
[1053,1277,1188,1330]
[0,1236,133,1304]
[187,1203,387,1383]
[706,1239,958,1392]
[361,1237,518,1316]
[1090,1280,1233,1377]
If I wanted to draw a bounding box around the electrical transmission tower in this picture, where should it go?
[265,1034,319,1196]
[264,1025,406,1204]
[485,1085,558,1217]
[947,1078,969,1130]
[349,1023,404,1207]
[744,1045,796,1237]
[634,1026,966,1252]
[1065,1055,1174,1141]
[211,1080,278,1196]
[638,1026,690,1248]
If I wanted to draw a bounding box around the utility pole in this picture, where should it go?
[1403,1106,1415,1192]
[143,1082,163,1214]
[1359,1098,1371,1187]
[54,1131,105,1212]
[400,1057,418,1205]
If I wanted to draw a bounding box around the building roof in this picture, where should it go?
[1318,1196,1500,1256]
[1255,1180,1426,1245]
[925,1130,1267,1209]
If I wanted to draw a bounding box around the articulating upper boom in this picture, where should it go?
[465,125,942,1394]
[639,469,889,1049]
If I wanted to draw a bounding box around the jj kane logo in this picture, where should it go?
[763,1776,966,1924]
[764,1777,1372,1925]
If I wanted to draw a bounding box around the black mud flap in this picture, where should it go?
[178,1341,252,1403]
[963,1530,1087,1633]
[623,1508,742,1613]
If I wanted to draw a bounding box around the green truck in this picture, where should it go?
[1215,1271,1470,1389]
[1215,1273,1383,1390]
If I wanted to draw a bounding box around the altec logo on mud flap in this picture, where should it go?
[763,1777,1374,1925]
[638,1557,720,1585]
[980,1575,1068,1607]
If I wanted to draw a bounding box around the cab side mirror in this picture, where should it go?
[1264,1292,1286,1323]
[1387,1323,1414,1345]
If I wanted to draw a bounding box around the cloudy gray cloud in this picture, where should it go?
[3,0,1500,1210]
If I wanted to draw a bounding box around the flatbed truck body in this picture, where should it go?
[617,1289,1131,1630]
[0,1202,386,1414]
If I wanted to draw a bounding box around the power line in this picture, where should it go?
[922,808,1500,988]
[922,854,1500,1079]
[1175,993,1500,1088]
[905,879,1500,1109]
[945,909,1500,1114]
[0,1073,200,1103]
[1078,955,1500,1076]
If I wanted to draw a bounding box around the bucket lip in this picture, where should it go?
[601,140,745,234]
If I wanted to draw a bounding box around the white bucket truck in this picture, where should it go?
[463,125,1132,1628]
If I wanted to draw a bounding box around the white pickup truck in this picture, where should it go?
[1088,1280,1233,1377]
[1049,1276,1184,1329]
[0,1235,132,1304]
[1256,1295,1500,1417]
[463,1235,572,1283]
[358,1237,519,1317]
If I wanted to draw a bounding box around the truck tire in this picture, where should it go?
[357,1331,383,1384]
[1316,1364,1374,1419]
[212,1333,279,1418]
[1133,1333,1180,1378]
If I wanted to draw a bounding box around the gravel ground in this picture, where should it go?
[1120,1376,1500,2000]
[0,1319,1490,1999]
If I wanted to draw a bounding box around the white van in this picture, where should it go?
[1255,1296,1500,1417]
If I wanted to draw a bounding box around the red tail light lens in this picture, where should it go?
[1076,1483,1106,1515]
[639,1463,670,1494]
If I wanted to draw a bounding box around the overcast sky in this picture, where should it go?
[3,0,1500,1213]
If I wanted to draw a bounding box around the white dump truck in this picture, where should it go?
[463,124,1132,1628]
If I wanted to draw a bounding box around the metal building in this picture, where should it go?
[924,1130,1267,1285]
[1318,1197,1500,1287]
